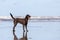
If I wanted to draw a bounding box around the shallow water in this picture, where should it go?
[0,21,60,40]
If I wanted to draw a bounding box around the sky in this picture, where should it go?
[0,0,60,16]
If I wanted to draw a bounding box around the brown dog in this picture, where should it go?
[10,13,31,32]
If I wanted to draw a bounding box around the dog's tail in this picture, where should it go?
[10,13,15,19]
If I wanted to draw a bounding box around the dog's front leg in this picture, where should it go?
[23,25,25,32]
[26,25,28,32]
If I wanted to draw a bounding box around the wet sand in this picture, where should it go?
[0,21,60,40]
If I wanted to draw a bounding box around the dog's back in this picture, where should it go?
[15,18,26,25]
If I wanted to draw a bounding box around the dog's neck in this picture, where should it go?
[25,16,29,25]
[25,17,28,21]
[25,16,29,20]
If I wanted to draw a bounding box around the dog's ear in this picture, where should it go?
[26,14,31,17]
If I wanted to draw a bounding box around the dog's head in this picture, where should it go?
[25,14,31,20]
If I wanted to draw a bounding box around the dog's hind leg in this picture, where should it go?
[13,22,17,32]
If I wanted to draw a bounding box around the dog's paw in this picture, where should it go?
[13,30,15,32]
[27,30,28,32]
[23,30,25,32]
[24,30,25,32]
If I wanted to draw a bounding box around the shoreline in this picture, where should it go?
[0,16,60,21]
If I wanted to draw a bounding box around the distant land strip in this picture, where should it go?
[0,16,60,21]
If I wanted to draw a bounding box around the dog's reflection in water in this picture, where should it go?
[13,31,18,40]
[13,31,28,40]
[19,31,27,40]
